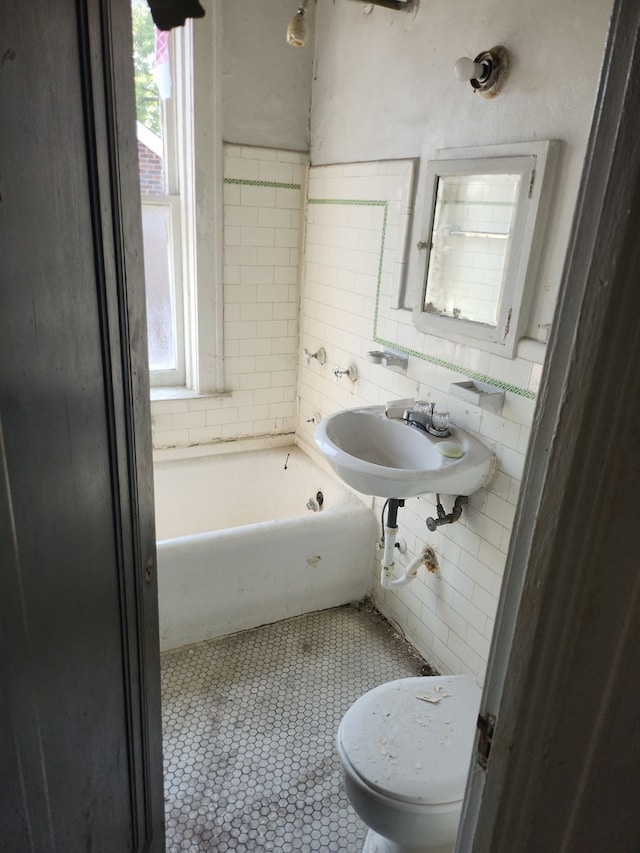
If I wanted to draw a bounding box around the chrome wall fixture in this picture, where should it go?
[304,346,327,365]
[454,46,510,98]
[287,0,417,47]
[357,0,417,10]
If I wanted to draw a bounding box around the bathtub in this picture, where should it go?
[154,445,378,651]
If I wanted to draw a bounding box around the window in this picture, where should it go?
[131,2,224,393]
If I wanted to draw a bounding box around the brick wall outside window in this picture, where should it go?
[138,140,164,195]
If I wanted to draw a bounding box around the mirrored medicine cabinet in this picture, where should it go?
[412,140,559,358]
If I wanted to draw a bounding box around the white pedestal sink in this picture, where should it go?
[314,405,493,498]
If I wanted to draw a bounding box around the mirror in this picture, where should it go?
[413,141,558,358]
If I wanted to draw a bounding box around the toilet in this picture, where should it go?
[336,675,481,853]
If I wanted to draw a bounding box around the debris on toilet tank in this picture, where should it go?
[415,691,441,704]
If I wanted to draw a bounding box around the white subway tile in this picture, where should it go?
[271,337,298,355]
[241,226,275,247]
[205,408,241,426]
[238,404,270,423]
[240,303,273,322]
[239,338,274,357]
[484,493,516,529]
[224,245,258,267]
[502,391,536,426]
[225,356,257,375]
[151,428,190,448]
[275,187,302,209]
[151,399,189,416]
[239,145,277,161]
[275,228,301,248]
[188,425,224,444]
[224,321,257,341]
[241,185,276,208]
[170,411,206,430]
[478,539,508,575]
[259,161,295,184]
[223,183,241,205]
[253,387,284,405]
[240,267,274,286]
[224,225,241,246]
[496,446,526,480]
[459,549,498,594]
[436,598,469,640]
[236,368,272,390]
[447,630,480,673]
[258,247,291,267]
[224,156,260,181]
[223,421,254,439]
[259,207,292,229]
[465,624,491,662]
[225,205,258,228]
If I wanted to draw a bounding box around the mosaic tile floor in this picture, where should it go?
[161,602,433,852]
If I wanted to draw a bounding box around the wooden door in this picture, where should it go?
[0,1,164,849]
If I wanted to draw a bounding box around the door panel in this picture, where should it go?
[0,1,164,849]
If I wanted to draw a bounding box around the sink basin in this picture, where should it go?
[314,405,493,498]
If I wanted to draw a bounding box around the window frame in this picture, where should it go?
[136,11,225,395]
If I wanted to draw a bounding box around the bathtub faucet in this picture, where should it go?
[333,363,358,382]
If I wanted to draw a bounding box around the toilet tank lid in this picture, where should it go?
[337,675,481,805]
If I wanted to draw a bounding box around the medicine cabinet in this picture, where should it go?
[413,140,559,358]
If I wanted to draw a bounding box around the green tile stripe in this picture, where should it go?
[300,197,535,399]
[224,177,301,190]
[371,336,537,399]
[308,198,387,207]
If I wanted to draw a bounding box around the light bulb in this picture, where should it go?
[287,11,308,47]
[454,56,486,81]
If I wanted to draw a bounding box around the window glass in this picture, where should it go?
[141,204,176,370]
[131,0,183,384]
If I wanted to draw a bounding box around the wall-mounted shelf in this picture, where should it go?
[448,229,510,239]
[450,380,504,413]
[367,349,408,372]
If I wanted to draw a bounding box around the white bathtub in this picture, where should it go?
[154,445,378,651]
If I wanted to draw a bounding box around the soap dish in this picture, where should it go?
[449,380,504,413]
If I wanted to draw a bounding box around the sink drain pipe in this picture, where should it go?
[380,499,425,590]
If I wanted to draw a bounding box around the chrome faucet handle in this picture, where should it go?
[333,363,358,382]
[304,346,327,366]
[414,400,435,416]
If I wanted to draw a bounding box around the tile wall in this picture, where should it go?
[151,144,307,449]
[296,160,543,683]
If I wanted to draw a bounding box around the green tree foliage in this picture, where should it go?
[131,2,160,135]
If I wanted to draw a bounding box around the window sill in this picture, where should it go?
[150,386,231,402]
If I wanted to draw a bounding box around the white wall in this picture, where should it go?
[295,0,613,679]
[310,0,612,336]
[222,0,313,151]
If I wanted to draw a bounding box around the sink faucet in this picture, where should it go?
[403,401,450,437]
